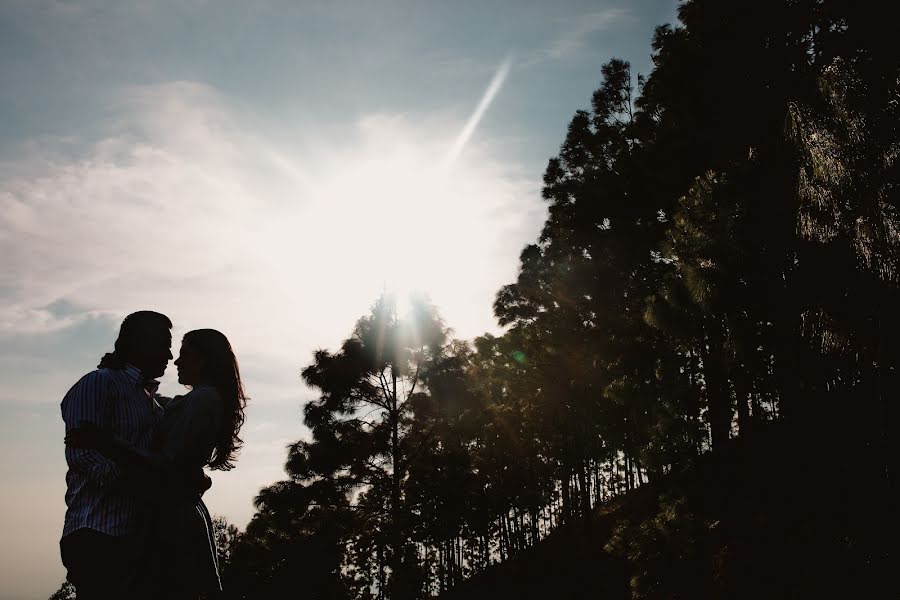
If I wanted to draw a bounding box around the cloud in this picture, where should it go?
[1,80,543,342]
[2,83,251,316]
[520,8,632,68]
[443,56,513,168]
[0,76,548,422]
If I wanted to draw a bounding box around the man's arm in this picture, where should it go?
[61,371,121,487]
[66,420,212,502]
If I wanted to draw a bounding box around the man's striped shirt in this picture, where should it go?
[61,364,163,538]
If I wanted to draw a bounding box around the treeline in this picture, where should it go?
[221,1,897,598]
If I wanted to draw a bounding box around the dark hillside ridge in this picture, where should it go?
[441,423,893,599]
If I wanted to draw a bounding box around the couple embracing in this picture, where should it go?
[60,310,248,599]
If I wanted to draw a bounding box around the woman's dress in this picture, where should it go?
[144,385,224,597]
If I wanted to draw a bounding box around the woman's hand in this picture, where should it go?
[65,421,114,451]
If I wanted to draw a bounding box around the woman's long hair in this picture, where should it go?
[183,329,247,471]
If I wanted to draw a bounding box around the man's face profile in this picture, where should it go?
[141,328,172,380]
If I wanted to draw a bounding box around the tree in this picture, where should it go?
[213,515,241,574]
[236,294,448,599]
[47,582,75,600]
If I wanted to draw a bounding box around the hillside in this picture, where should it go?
[441,423,893,599]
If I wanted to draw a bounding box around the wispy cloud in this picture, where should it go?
[520,7,632,68]
[443,55,513,168]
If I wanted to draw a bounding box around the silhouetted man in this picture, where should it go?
[59,311,173,600]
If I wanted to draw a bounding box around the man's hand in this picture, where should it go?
[161,463,212,503]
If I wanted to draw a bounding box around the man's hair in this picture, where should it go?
[98,311,172,369]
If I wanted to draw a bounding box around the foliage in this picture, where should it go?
[47,582,75,600]
[213,515,241,573]
[605,491,708,600]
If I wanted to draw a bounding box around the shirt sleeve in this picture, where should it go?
[61,371,121,487]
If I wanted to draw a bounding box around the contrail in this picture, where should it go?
[442,56,513,169]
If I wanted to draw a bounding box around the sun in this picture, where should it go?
[255,59,530,341]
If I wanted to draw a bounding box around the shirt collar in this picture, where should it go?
[123,364,143,385]
[125,364,162,399]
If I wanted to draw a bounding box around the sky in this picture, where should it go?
[0,1,678,598]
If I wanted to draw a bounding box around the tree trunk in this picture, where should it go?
[703,317,732,448]
[731,353,753,437]
[498,515,506,562]
[772,297,804,425]
[389,369,404,598]
[577,460,592,530]
[378,543,387,600]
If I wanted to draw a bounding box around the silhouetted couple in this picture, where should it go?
[60,311,248,599]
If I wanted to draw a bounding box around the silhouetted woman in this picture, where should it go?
[67,328,248,600]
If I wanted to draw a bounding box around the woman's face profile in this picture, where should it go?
[174,340,204,386]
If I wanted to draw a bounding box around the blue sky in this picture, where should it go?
[0,1,677,598]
